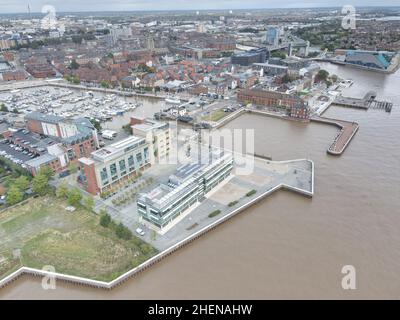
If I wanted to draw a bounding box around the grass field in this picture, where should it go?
[202,109,232,122]
[0,196,157,281]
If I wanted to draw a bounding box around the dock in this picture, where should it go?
[311,116,359,156]
[334,91,392,113]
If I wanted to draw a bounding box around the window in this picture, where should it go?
[67,149,75,160]
[144,147,149,161]
[128,155,135,171]
[100,167,109,185]
[119,159,126,176]
[136,152,143,166]
[110,163,117,179]
[79,144,84,155]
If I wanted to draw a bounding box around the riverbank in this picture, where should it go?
[0,158,314,290]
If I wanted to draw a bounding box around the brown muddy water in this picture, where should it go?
[1,63,400,299]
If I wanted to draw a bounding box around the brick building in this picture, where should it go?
[237,89,310,120]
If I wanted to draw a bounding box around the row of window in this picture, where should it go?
[100,148,149,186]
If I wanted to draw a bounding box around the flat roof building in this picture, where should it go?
[138,148,233,233]
[78,135,150,195]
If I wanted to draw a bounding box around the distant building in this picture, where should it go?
[253,63,288,76]
[1,70,27,81]
[78,136,150,195]
[231,48,268,66]
[266,26,280,46]
[343,50,394,70]
[25,57,56,78]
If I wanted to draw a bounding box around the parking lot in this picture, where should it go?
[0,129,50,168]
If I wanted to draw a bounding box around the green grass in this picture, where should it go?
[208,210,222,218]
[0,196,157,282]
[2,208,48,233]
[202,109,232,122]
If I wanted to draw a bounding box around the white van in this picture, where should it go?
[102,130,117,140]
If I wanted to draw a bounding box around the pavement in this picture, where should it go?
[137,158,313,251]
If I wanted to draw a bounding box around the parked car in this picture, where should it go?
[135,228,145,236]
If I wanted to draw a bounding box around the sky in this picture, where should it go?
[0,0,399,14]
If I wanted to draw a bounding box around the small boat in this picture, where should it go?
[165,95,181,104]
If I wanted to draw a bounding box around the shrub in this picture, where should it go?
[56,183,69,199]
[67,187,82,206]
[115,222,133,240]
[208,210,222,218]
[7,185,23,205]
[228,200,239,207]
[99,211,111,228]
[246,189,257,197]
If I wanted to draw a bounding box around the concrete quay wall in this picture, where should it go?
[0,160,314,290]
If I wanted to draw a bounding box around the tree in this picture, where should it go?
[32,173,50,196]
[69,59,80,70]
[7,185,23,205]
[56,183,69,199]
[282,74,293,83]
[12,108,19,114]
[99,210,111,228]
[72,77,80,84]
[90,119,101,131]
[317,69,329,82]
[68,162,78,174]
[271,51,287,59]
[0,103,8,112]
[100,80,110,88]
[38,166,54,180]
[115,222,132,240]
[14,176,30,191]
[84,196,94,211]
[67,187,82,207]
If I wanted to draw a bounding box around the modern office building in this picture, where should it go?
[137,150,233,232]
[343,50,394,70]
[253,62,289,76]
[231,48,268,66]
[78,136,150,195]
[130,117,171,164]
[266,26,280,46]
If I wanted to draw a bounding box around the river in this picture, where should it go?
[1,63,400,299]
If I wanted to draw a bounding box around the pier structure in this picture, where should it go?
[311,116,359,155]
[334,91,392,113]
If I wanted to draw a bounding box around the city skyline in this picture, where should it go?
[1,0,400,14]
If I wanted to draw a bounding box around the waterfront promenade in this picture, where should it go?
[0,158,314,290]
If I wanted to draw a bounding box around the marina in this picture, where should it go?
[0,86,141,123]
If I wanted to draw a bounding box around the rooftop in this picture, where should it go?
[90,135,145,163]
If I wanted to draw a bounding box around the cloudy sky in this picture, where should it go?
[0,0,399,13]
